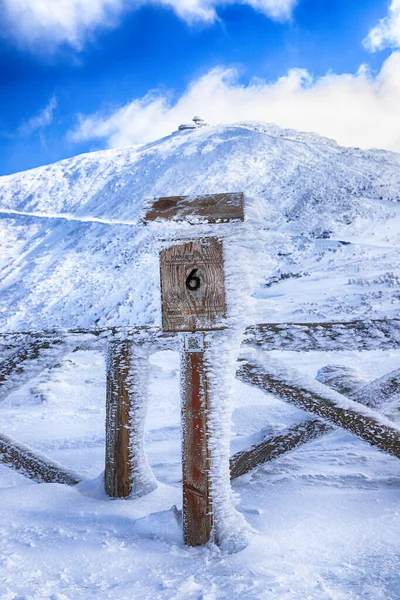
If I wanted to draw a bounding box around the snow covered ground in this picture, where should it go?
[1,347,400,599]
[1,122,400,598]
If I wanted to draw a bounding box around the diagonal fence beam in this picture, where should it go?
[230,418,331,480]
[236,352,400,462]
[351,368,400,409]
[0,337,77,401]
[0,432,83,485]
[0,333,110,402]
[315,364,370,397]
[0,336,66,382]
[231,363,400,479]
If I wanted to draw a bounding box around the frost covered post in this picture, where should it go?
[180,332,212,546]
[148,190,247,549]
[105,338,156,498]
[160,238,226,546]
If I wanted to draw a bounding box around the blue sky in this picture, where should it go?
[1,0,400,176]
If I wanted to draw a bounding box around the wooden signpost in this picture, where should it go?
[154,191,244,546]
[160,238,226,546]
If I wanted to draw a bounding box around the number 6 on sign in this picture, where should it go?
[160,238,226,332]
[186,269,201,291]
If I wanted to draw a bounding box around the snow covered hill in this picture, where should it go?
[1,123,400,598]
[0,121,400,331]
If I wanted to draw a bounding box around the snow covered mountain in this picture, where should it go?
[1,123,400,598]
[0,121,399,332]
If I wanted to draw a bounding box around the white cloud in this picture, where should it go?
[2,0,297,50]
[18,96,57,136]
[158,0,297,22]
[69,52,400,153]
[364,0,400,51]
[2,0,125,50]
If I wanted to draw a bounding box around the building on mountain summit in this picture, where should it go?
[178,116,208,131]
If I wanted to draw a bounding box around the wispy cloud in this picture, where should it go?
[18,97,57,136]
[69,53,400,153]
[2,0,298,51]
[364,0,400,51]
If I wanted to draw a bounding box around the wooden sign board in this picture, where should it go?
[160,238,226,332]
[144,192,244,224]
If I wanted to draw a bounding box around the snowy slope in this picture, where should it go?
[0,121,400,331]
[1,124,400,598]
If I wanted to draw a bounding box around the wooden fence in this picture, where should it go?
[0,318,399,543]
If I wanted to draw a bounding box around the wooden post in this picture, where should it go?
[181,333,212,546]
[159,237,227,545]
[159,237,228,546]
[150,190,242,547]
[105,340,131,497]
[105,339,156,498]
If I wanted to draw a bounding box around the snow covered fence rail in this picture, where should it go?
[0,325,176,347]
[229,418,331,480]
[0,319,399,498]
[0,327,177,401]
[237,351,400,461]
[0,432,82,485]
[351,368,400,409]
[245,319,400,352]
[230,365,400,478]
[1,318,399,356]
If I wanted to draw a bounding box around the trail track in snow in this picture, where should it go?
[0,208,139,227]
[1,209,399,253]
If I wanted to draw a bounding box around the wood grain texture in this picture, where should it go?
[160,238,226,332]
[181,344,212,546]
[105,340,132,498]
[144,192,244,224]
[105,341,156,498]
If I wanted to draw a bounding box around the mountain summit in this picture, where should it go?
[0,122,399,331]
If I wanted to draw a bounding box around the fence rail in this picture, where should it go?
[0,319,399,514]
[0,432,82,485]
[245,319,400,352]
[1,318,400,351]
[237,353,400,460]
